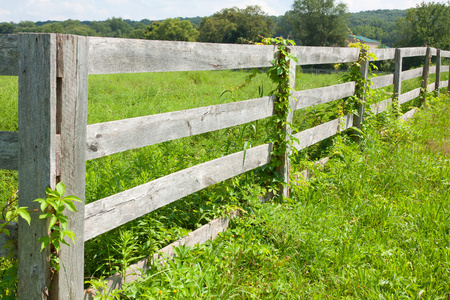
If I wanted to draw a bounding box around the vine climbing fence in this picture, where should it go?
[0,33,449,299]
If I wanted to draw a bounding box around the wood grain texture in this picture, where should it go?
[84,143,272,240]
[86,96,275,160]
[441,66,450,72]
[401,47,427,58]
[84,211,239,299]
[401,108,417,121]
[51,34,89,300]
[0,131,18,170]
[441,50,450,58]
[399,88,421,104]
[370,48,395,61]
[291,82,355,111]
[0,34,19,76]
[429,48,438,56]
[422,48,432,102]
[292,46,359,65]
[427,82,436,92]
[292,115,353,151]
[88,37,276,74]
[393,48,402,108]
[370,98,393,115]
[371,74,394,89]
[354,52,369,135]
[436,50,441,91]
[401,68,423,81]
[429,65,437,75]
[18,33,56,300]
[0,222,18,257]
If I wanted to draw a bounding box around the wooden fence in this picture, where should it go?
[0,33,449,299]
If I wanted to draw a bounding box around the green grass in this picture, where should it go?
[111,93,450,299]
[0,67,448,296]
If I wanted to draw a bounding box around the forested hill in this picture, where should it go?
[349,9,406,47]
[0,8,416,48]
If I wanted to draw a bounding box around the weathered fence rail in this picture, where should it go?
[0,33,449,299]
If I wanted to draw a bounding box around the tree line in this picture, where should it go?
[0,0,449,50]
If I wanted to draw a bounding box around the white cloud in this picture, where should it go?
[63,2,86,14]
[235,0,280,15]
[0,9,11,17]
[3,0,448,23]
[106,0,130,5]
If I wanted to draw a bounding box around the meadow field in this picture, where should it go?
[0,70,346,281]
[0,67,448,297]
[111,92,450,299]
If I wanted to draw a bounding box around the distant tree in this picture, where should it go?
[396,2,450,50]
[198,5,274,44]
[18,21,36,29]
[0,23,15,34]
[273,11,299,43]
[179,17,203,28]
[348,10,405,47]
[104,17,133,37]
[36,22,64,33]
[288,0,349,46]
[144,18,199,42]
[128,22,148,39]
[91,21,113,36]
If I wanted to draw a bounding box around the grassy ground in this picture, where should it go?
[108,93,450,299]
[0,70,344,286]
[0,68,448,297]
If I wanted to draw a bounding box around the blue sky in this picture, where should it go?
[0,0,446,23]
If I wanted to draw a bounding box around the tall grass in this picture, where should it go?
[0,66,447,288]
[113,93,450,299]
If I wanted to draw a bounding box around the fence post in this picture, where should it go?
[274,47,296,199]
[50,34,89,299]
[448,61,450,95]
[353,49,369,143]
[18,33,57,299]
[435,49,441,95]
[393,48,403,115]
[421,47,432,106]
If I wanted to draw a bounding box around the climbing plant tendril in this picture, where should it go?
[261,37,299,198]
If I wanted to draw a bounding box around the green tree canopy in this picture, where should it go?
[198,5,274,44]
[396,1,450,49]
[288,0,349,46]
[348,9,406,47]
[0,23,15,34]
[144,18,199,42]
[91,17,133,37]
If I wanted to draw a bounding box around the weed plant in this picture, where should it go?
[110,93,450,299]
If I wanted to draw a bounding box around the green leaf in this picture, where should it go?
[38,236,51,251]
[63,200,78,212]
[17,208,31,226]
[49,215,57,229]
[46,189,59,198]
[33,197,45,204]
[47,199,59,211]
[277,67,283,76]
[39,200,49,212]
[53,239,60,254]
[56,182,66,197]
[5,211,13,221]
[39,213,53,219]
[56,205,65,214]
[61,239,70,247]
[64,230,77,243]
